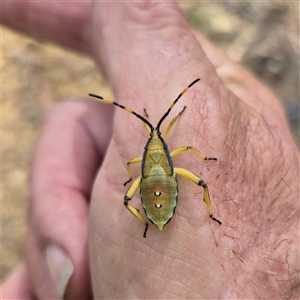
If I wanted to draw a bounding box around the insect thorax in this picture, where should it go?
[141,130,173,178]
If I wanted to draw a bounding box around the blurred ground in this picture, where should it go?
[1,2,299,283]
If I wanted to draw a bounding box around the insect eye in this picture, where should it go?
[155,204,162,209]
[154,191,161,197]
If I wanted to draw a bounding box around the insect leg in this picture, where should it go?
[163,106,187,139]
[124,175,149,238]
[124,156,143,186]
[174,167,221,225]
[142,109,151,135]
[170,146,217,161]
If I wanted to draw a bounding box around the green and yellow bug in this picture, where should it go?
[89,78,221,238]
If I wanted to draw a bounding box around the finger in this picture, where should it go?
[91,1,216,97]
[27,100,113,299]
[1,1,91,54]
[89,1,233,163]
[90,1,291,142]
[1,263,34,299]
[89,1,231,298]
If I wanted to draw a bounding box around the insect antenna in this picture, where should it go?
[89,94,154,132]
[156,78,200,134]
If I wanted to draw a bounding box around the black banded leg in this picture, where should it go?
[124,156,143,186]
[170,146,217,161]
[198,179,222,225]
[124,175,149,237]
[174,167,221,225]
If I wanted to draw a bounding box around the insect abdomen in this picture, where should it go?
[140,166,178,230]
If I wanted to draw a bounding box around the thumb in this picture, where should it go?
[26,100,113,298]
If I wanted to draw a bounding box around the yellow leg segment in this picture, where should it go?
[170,146,217,161]
[163,106,186,139]
[124,156,143,186]
[142,109,151,135]
[124,175,149,238]
[174,167,221,225]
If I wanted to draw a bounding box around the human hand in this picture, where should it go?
[1,1,299,299]
[89,2,299,299]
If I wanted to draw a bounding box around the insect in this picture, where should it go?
[89,78,221,238]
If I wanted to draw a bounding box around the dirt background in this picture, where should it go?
[1,2,299,283]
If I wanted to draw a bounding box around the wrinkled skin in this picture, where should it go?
[1,1,299,299]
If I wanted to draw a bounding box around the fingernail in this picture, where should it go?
[45,244,74,299]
